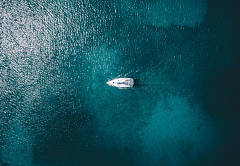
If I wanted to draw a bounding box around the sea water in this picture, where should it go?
[1,0,240,166]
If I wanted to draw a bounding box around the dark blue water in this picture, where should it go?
[1,0,240,165]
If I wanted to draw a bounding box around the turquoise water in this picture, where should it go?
[1,0,240,165]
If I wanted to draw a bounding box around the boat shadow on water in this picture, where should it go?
[132,78,141,87]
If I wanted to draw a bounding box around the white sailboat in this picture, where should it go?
[106,78,134,88]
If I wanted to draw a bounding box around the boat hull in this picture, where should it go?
[106,78,134,88]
